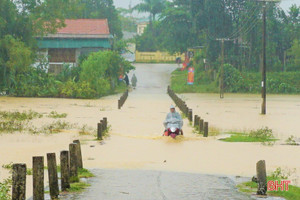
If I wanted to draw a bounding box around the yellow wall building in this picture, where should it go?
[135,51,185,63]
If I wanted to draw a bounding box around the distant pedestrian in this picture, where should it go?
[124,74,129,86]
[131,74,137,89]
[176,57,182,68]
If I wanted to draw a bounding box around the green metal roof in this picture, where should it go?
[37,38,111,49]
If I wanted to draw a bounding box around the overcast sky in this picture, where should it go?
[114,0,300,17]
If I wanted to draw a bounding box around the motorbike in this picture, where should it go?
[164,126,183,139]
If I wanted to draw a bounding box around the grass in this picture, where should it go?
[67,168,94,193]
[0,178,11,200]
[26,168,32,175]
[67,182,91,193]
[238,177,300,200]
[238,167,300,200]
[0,110,91,135]
[220,127,277,143]
[78,168,94,178]
[285,135,299,145]
[0,110,73,134]
[171,70,218,93]
[2,163,13,170]
[78,124,96,136]
[0,110,42,121]
[41,120,72,134]
[0,110,42,133]
[47,111,67,118]
[207,126,221,136]
[220,134,276,142]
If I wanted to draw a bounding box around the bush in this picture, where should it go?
[220,64,244,92]
[80,51,133,97]
[248,127,274,140]
[9,50,134,99]
[0,179,11,200]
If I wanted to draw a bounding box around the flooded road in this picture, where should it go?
[0,63,300,199]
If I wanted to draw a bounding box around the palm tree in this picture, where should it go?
[133,0,166,22]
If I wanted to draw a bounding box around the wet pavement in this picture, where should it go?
[60,169,254,200]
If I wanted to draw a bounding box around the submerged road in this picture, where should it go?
[58,63,254,200]
[58,63,287,200]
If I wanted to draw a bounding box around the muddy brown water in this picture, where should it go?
[0,63,299,199]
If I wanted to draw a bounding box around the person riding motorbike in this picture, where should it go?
[163,105,183,137]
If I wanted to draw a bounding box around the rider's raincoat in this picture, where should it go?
[163,112,183,129]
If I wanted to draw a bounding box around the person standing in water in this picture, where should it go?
[124,74,129,86]
[131,73,137,89]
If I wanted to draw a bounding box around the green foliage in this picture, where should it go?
[0,110,42,121]
[80,51,134,97]
[5,49,133,99]
[78,124,96,136]
[133,0,166,22]
[220,64,244,93]
[269,167,296,180]
[26,168,33,175]
[0,178,11,200]
[67,168,94,194]
[248,127,274,140]
[287,39,300,71]
[69,176,80,183]
[60,80,97,99]
[220,127,276,143]
[64,0,123,38]
[47,111,67,119]
[41,120,72,134]
[0,35,33,93]
[2,163,13,171]
[285,135,298,146]
[0,0,130,99]
[135,0,299,72]
[171,67,300,94]
[78,168,95,178]
[136,21,163,52]
[0,110,43,133]
[238,168,300,200]
[67,181,90,193]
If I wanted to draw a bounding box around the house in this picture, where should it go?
[122,31,137,62]
[36,19,113,74]
[137,19,149,35]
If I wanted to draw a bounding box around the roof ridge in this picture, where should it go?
[56,19,110,35]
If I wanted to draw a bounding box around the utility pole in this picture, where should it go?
[258,0,280,114]
[216,38,233,99]
[261,1,266,115]
[220,39,225,99]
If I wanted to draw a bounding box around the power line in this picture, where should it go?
[226,3,261,39]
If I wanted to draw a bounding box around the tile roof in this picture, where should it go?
[57,19,110,35]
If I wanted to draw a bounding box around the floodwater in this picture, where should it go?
[0,63,299,199]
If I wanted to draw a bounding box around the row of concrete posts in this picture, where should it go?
[12,140,83,200]
[167,86,209,137]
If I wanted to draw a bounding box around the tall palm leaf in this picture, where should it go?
[133,0,166,22]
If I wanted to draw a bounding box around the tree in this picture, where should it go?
[0,35,33,93]
[64,0,123,38]
[80,51,134,95]
[133,0,166,22]
[287,39,300,71]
